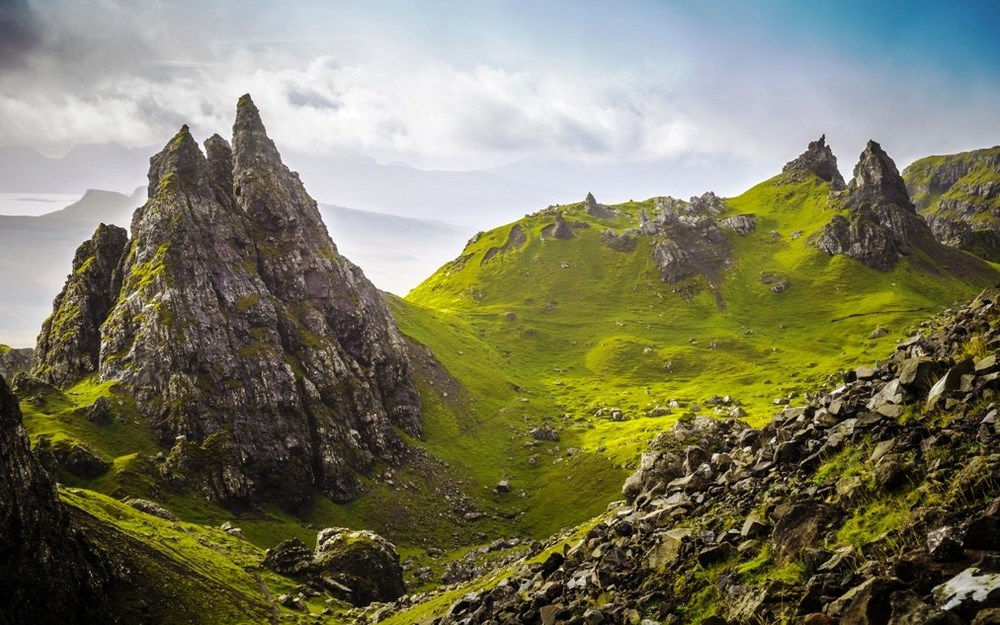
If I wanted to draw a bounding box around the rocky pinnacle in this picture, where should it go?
[782,134,847,190]
[39,95,421,511]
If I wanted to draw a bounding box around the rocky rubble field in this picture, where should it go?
[373,286,1000,625]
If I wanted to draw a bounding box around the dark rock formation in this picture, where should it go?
[0,346,32,379]
[38,96,421,512]
[263,528,405,607]
[313,527,406,607]
[33,223,128,386]
[816,141,997,281]
[482,224,527,264]
[782,135,847,189]
[0,376,109,623]
[584,192,617,219]
[541,213,575,240]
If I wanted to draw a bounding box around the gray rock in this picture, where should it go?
[887,590,961,625]
[313,527,406,607]
[719,214,757,236]
[932,558,1000,617]
[782,135,847,189]
[927,526,966,562]
[0,376,111,621]
[124,498,179,522]
[40,96,422,511]
[33,223,128,387]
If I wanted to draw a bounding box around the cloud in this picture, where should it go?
[1,0,999,181]
[0,0,41,69]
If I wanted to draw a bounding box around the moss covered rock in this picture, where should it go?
[313,527,405,607]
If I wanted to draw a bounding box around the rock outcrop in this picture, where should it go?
[816,141,997,280]
[584,192,617,219]
[638,193,734,284]
[782,135,846,190]
[33,223,128,386]
[0,345,32,379]
[0,376,109,624]
[263,527,405,607]
[35,95,421,511]
[903,147,1000,262]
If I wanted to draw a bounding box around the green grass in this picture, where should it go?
[397,172,992,540]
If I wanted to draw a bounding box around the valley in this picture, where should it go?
[2,101,1000,624]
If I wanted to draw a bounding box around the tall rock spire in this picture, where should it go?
[40,95,421,512]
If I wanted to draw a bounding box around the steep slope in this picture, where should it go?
[31,95,421,512]
[0,375,110,624]
[903,146,1000,261]
[400,137,998,535]
[387,285,1000,625]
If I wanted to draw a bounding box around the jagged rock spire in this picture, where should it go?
[40,95,421,512]
[33,223,128,386]
[847,140,914,211]
[782,135,846,190]
[816,139,995,279]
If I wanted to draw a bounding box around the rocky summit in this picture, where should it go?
[816,140,996,278]
[31,95,421,511]
[782,134,847,190]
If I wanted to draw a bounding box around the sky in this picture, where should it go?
[1,0,999,208]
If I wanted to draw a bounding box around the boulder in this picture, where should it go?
[771,501,840,565]
[262,537,314,578]
[932,557,1000,619]
[886,590,961,625]
[829,576,904,624]
[313,528,406,607]
[927,526,966,563]
[124,498,179,522]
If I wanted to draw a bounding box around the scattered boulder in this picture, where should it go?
[530,425,560,441]
[124,498,178,522]
[313,528,406,607]
[932,556,1000,619]
[263,538,315,578]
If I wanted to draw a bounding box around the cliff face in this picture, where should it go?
[0,376,108,624]
[903,146,1000,261]
[34,96,421,511]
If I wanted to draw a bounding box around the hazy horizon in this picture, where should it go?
[1,0,999,225]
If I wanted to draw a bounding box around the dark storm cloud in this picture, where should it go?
[0,0,41,69]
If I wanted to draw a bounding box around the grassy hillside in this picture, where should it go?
[11,166,997,624]
[398,171,993,537]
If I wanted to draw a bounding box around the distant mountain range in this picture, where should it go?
[0,188,468,347]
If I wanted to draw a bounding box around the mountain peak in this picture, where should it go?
[232,92,280,168]
[782,134,846,189]
[147,124,208,199]
[36,96,422,511]
[847,139,913,211]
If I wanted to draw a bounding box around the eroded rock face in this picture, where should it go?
[782,135,847,190]
[0,376,109,623]
[33,223,128,386]
[0,346,32,379]
[904,147,1000,262]
[815,140,996,280]
[42,96,421,511]
[815,141,923,270]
